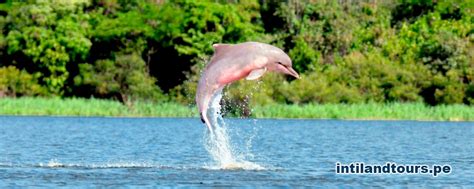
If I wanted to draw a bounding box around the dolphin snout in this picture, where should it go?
[287,67,300,79]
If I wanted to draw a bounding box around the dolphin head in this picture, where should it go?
[262,45,300,79]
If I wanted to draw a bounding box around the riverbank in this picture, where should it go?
[1,97,473,121]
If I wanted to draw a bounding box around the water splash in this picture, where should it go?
[31,159,274,171]
[38,159,162,169]
[40,159,64,167]
[203,89,263,170]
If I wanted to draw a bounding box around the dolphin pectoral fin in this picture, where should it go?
[246,68,267,80]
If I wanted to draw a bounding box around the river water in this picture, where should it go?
[0,116,472,187]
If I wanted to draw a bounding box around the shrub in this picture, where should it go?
[74,54,164,105]
[0,66,45,97]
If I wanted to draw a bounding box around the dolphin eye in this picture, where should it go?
[276,61,284,65]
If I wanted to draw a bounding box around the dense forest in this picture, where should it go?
[0,0,473,109]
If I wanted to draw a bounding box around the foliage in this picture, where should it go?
[252,102,474,121]
[0,0,473,108]
[3,1,91,94]
[0,97,195,117]
[156,1,263,58]
[239,0,474,106]
[74,53,163,105]
[2,97,474,121]
[0,66,45,97]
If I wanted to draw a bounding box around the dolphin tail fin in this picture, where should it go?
[200,111,214,132]
[200,112,205,123]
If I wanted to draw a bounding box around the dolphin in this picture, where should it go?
[196,41,300,130]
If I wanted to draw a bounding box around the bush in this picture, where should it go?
[0,66,45,97]
[74,53,164,105]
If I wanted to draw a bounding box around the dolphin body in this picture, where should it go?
[196,41,300,130]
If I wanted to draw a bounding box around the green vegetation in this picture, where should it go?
[0,97,195,117]
[253,103,474,121]
[0,0,473,119]
[1,97,474,121]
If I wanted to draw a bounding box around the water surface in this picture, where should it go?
[0,116,473,187]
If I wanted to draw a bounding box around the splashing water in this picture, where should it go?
[203,89,263,170]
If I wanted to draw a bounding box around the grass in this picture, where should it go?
[1,97,473,121]
[252,103,474,121]
[0,97,196,117]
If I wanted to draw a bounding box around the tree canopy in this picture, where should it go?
[0,0,473,107]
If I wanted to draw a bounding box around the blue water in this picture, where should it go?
[0,116,473,187]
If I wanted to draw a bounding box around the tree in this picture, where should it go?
[74,53,164,106]
[4,1,91,94]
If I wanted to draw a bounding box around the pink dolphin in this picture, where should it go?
[196,41,300,130]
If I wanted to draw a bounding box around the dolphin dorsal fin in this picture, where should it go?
[212,43,232,54]
[208,44,233,66]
